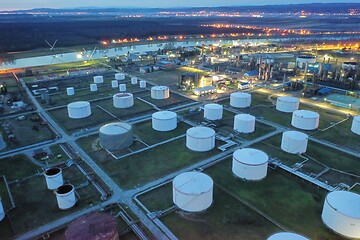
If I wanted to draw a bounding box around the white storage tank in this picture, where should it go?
[111,80,118,88]
[90,84,97,92]
[173,172,213,212]
[351,116,360,135]
[55,184,76,210]
[66,87,75,96]
[322,191,360,239]
[119,84,126,92]
[139,80,146,88]
[67,101,91,119]
[267,232,309,240]
[204,104,223,120]
[151,86,170,99]
[99,122,133,151]
[276,96,300,113]
[296,55,316,68]
[93,76,104,84]
[291,110,320,130]
[0,198,4,222]
[131,77,138,85]
[281,131,308,154]
[152,111,177,132]
[113,93,134,108]
[232,148,268,180]
[230,92,251,108]
[44,168,64,190]
[115,73,125,80]
[233,114,255,133]
[186,127,215,152]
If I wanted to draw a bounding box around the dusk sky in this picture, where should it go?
[0,0,358,10]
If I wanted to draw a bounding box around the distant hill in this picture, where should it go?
[2,3,360,14]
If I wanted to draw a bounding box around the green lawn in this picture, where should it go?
[89,137,221,189]
[161,187,279,240]
[0,161,101,237]
[0,114,55,151]
[251,134,360,178]
[204,159,343,240]
[0,155,39,181]
[133,120,190,145]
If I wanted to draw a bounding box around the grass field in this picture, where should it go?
[203,160,343,240]
[133,120,190,145]
[140,92,195,109]
[0,156,101,237]
[80,137,221,189]
[0,113,55,151]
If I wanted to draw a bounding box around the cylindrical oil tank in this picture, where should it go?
[291,110,320,130]
[113,93,134,108]
[99,122,133,151]
[67,101,91,119]
[90,84,97,92]
[139,80,146,88]
[115,73,125,80]
[152,111,177,131]
[267,232,309,240]
[44,168,64,190]
[351,116,360,135]
[151,86,170,99]
[0,198,4,222]
[276,96,300,113]
[281,131,308,154]
[230,92,251,108]
[65,212,119,240]
[173,172,213,212]
[93,76,104,84]
[322,191,360,239]
[66,87,75,96]
[232,148,268,180]
[55,184,76,210]
[131,77,138,85]
[204,104,223,120]
[296,55,316,68]
[233,114,256,133]
[111,80,118,88]
[119,84,126,92]
[186,127,215,152]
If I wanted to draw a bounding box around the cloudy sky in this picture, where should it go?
[0,0,358,10]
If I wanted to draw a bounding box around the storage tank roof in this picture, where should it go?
[268,232,309,240]
[65,212,118,240]
[235,114,255,121]
[152,86,169,90]
[283,131,308,140]
[293,110,319,118]
[205,103,222,109]
[354,116,360,122]
[173,172,213,195]
[278,96,299,103]
[233,148,268,165]
[326,191,360,219]
[100,122,132,135]
[231,92,251,98]
[113,93,132,98]
[187,127,215,138]
[68,101,90,108]
[152,111,177,120]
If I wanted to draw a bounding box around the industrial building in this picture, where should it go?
[186,126,215,152]
[65,212,119,240]
[67,101,92,119]
[204,103,223,120]
[152,111,178,131]
[232,148,268,181]
[99,122,133,151]
[173,172,214,212]
[322,191,360,239]
[291,110,319,130]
